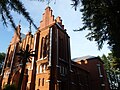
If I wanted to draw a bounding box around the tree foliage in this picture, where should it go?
[72,0,120,58]
[0,52,5,74]
[0,52,5,64]
[101,53,120,90]
[107,53,120,70]
[0,0,37,29]
[3,84,16,90]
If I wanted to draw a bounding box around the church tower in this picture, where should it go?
[0,7,71,90]
[34,7,71,90]
[0,6,110,90]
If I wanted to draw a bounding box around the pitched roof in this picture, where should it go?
[72,55,97,62]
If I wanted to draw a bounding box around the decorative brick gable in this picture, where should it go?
[39,7,64,30]
[39,7,55,29]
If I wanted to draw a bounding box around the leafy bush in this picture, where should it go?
[3,84,16,90]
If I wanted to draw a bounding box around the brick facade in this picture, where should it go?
[0,7,109,90]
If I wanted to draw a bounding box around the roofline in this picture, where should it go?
[73,56,104,64]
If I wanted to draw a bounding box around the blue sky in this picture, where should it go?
[0,0,110,59]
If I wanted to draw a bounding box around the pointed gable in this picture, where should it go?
[39,7,55,29]
[38,7,65,30]
[10,25,21,45]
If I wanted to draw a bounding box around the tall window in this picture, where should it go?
[40,37,44,59]
[40,65,43,73]
[43,64,46,73]
[59,37,64,59]
[60,66,67,75]
[42,78,44,86]
[43,35,48,58]
[59,37,62,58]
[38,78,40,86]
[40,35,49,59]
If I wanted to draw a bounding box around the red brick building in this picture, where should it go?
[0,7,109,90]
[72,56,110,90]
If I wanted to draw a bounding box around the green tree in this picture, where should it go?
[107,53,120,70]
[101,54,110,70]
[72,0,120,58]
[0,0,37,29]
[3,84,16,90]
[0,52,5,64]
[0,52,5,73]
[101,53,120,90]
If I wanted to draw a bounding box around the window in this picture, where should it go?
[43,64,46,73]
[40,65,43,73]
[40,35,49,59]
[38,78,40,86]
[40,64,47,73]
[62,66,66,74]
[97,64,103,77]
[60,66,67,75]
[42,78,44,86]
[65,67,67,74]
[60,66,62,73]
[40,37,44,59]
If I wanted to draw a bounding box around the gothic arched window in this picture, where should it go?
[40,35,49,59]
[40,37,44,59]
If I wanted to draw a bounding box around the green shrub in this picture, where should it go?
[3,84,16,90]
